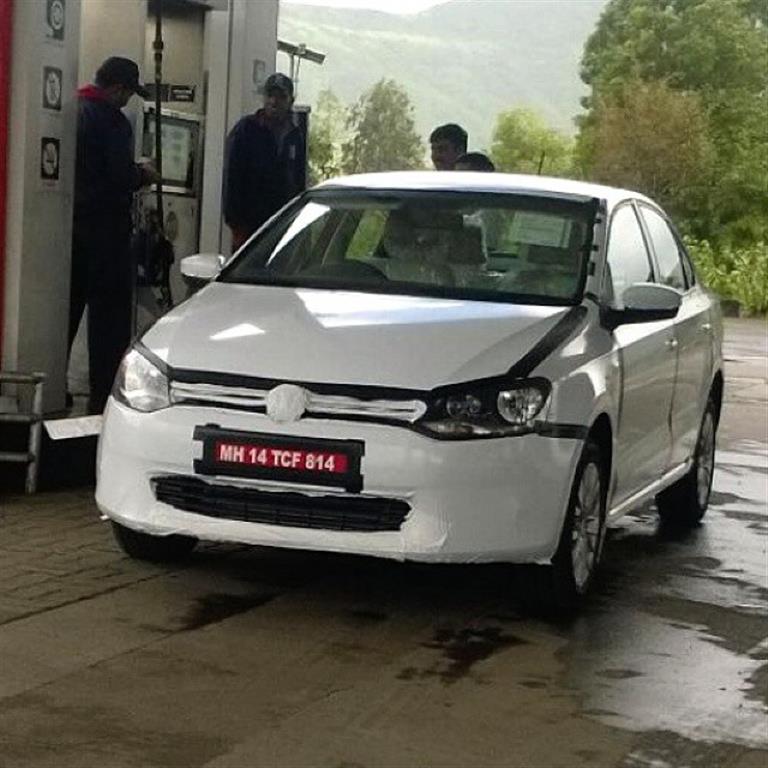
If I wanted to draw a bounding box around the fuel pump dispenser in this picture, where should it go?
[133,107,204,332]
[132,0,190,334]
[3,0,284,491]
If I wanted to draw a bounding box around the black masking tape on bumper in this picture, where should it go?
[534,421,589,440]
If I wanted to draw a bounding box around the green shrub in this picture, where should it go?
[686,239,768,316]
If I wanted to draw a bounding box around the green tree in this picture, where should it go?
[307,89,347,185]
[490,108,574,177]
[581,0,767,97]
[579,0,768,243]
[582,81,714,229]
[341,79,424,174]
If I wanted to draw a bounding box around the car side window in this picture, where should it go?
[673,232,697,287]
[604,205,654,307]
[680,247,696,286]
[639,206,688,291]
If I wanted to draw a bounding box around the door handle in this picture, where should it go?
[666,338,679,351]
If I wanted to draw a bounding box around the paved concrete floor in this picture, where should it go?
[0,319,766,767]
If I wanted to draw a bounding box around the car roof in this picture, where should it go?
[316,171,657,211]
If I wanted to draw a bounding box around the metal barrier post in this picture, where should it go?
[0,370,46,493]
[26,375,45,493]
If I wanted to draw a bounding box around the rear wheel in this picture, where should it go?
[111,521,197,563]
[656,399,717,528]
[521,441,607,614]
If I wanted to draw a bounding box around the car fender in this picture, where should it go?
[535,303,620,428]
[531,310,620,541]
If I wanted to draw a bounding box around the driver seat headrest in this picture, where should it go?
[449,226,485,265]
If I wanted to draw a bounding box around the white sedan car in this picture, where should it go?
[98,172,723,611]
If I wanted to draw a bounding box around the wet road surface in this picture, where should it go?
[0,319,765,767]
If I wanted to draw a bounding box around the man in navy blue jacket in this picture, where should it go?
[68,57,157,413]
[224,73,306,251]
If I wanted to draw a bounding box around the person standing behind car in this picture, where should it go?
[454,152,501,256]
[429,123,468,170]
[68,56,158,414]
[224,73,306,251]
[454,152,496,172]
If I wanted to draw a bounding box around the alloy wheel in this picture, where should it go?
[696,411,716,509]
[571,461,603,593]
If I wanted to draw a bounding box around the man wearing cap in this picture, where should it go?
[224,72,306,250]
[68,56,158,413]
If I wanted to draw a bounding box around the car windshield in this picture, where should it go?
[221,190,596,305]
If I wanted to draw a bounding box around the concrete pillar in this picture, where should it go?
[229,0,279,120]
[199,0,278,255]
[3,0,81,412]
[199,7,229,254]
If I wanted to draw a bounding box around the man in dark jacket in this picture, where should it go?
[68,57,157,413]
[224,73,306,250]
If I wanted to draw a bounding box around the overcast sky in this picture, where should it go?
[282,0,448,14]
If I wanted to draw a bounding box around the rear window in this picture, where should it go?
[222,191,596,305]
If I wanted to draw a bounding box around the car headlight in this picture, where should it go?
[112,349,170,412]
[418,378,550,439]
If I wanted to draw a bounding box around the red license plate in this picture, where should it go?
[214,441,349,475]
[194,426,364,492]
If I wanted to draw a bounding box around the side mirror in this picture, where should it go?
[181,253,225,281]
[602,282,682,330]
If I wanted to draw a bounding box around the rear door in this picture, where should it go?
[603,203,677,504]
[638,204,713,467]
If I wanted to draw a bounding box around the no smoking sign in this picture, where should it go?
[40,137,61,184]
[46,0,65,41]
[43,66,63,111]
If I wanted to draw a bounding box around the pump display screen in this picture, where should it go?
[142,112,199,193]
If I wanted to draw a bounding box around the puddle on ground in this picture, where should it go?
[621,729,768,768]
[719,509,768,524]
[179,592,277,631]
[562,603,767,748]
[597,669,644,680]
[398,626,525,686]
[676,555,722,570]
[709,490,748,506]
[561,445,768,749]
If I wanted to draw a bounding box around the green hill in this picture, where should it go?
[279,0,609,150]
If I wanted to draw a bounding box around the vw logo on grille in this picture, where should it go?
[266,384,308,423]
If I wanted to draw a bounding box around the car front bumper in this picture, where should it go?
[96,399,584,564]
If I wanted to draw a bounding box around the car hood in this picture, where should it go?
[142,284,569,390]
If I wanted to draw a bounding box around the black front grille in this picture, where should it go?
[153,475,410,533]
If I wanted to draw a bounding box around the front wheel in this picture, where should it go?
[111,521,198,563]
[656,399,717,528]
[520,441,607,614]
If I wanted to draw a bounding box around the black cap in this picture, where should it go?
[95,57,149,98]
[264,72,294,97]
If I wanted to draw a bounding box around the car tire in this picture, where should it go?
[656,398,717,528]
[520,440,607,614]
[111,521,198,563]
